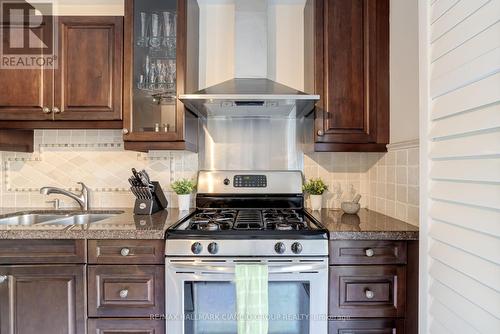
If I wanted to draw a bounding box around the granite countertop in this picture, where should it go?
[306,208,419,240]
[0,208,195,239]
[0,207,418,240]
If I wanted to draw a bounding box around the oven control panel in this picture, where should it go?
[233,175,267,188]
[165,239,329,257]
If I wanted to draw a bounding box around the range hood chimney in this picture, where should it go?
[179,0,319,118]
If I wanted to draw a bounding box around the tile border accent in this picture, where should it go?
[4,149,172,193]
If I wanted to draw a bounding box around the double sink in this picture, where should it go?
[0,210,124,226]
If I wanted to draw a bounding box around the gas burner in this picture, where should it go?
[263,209,304,224]
[275,223,294,231]
[198,222,223,231]
[262,209,308,231]
[188,209,237,231]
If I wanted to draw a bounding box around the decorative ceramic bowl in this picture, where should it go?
[341,202,360,214]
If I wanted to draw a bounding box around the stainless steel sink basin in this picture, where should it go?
[0,213,71,225]
[46,213,120,225]
[0,210,124,226]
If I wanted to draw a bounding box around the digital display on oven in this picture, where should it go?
[233,175,267,188]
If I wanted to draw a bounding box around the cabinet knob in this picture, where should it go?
[119,289,129,298]
[365,248,374,257]
[122,128,129,135]
[365,289,374,299]
[120,248,130,256]
[42,107,52,114]
[317,130,324,136]
[0,275,8,283]
[52,107,61,114]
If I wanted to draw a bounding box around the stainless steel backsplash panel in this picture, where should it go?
[198,116,304,170]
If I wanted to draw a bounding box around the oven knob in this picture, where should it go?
[223,178,230,186]
[291,242,303,254]
[274,242,286,254]
[208,242,219,254]
[191,242,203,254]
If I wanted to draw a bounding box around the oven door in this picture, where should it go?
[166,257,328,334]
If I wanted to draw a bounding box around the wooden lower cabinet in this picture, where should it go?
[330,265,406,318]
[0,239,86,264]
[329,319,404,333]
[0,265,85,334]
[88,319,165,334]
[329,240,407,265]
[88,265,165,317]
[88,240,165,265]
[328,240,418,334]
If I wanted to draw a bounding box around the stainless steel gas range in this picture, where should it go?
[165,171,329,334]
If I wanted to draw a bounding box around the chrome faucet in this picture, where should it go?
[40,182,90,211]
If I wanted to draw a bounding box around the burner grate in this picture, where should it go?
[234,210,263,230]
[188,209,237,231]
[183,208,313,232]
[262,209,307,231]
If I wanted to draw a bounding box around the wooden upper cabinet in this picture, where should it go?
[122,0,199,152]
[313,0,389,152]
[0,265,85,334]
[0,22,53,120]
[0,15,123,129]
[55,16,123,120]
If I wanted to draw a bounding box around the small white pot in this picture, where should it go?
[310,194,323,211]
[177,194,191,211]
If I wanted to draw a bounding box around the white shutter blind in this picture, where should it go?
[424,0,500,332]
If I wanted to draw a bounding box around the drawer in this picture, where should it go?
[329,319,405,333]
[88,240,164,264]
[88,319,165,334]
[329,240,407,265]
[330,265,406,318]
[0,239,85,264]
[88,265,164,317]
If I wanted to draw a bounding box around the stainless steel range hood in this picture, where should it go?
[179,78,319,118]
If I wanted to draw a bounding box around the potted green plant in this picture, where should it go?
[303,178,328,211]
[171,179,196,211]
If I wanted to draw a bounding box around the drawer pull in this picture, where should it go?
[365,248,375,257]
[365,289,374,299]
[0,275,7,283]
[119,289,129,299]
[120,248,130,256]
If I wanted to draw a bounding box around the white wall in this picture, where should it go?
[419,0,500,332]
[390,0,420,143]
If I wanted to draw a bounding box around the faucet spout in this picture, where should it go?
[40,182,90,211]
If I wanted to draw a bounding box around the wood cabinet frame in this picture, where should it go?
[311,0,389,152]
[0,265,86,334]
[0,16,124,129]
[122,0,200,152]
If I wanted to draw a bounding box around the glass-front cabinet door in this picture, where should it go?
[123,0,199,152]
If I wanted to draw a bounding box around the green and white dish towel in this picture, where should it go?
[235,264,269,334]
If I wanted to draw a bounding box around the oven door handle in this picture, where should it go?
[168,262,326,274]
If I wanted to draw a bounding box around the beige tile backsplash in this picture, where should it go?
[0,130,418,226]
[304,145,419,226]
[368,147,420,226]
[0,130,198,209]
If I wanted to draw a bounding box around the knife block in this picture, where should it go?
[133,181,168,215]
